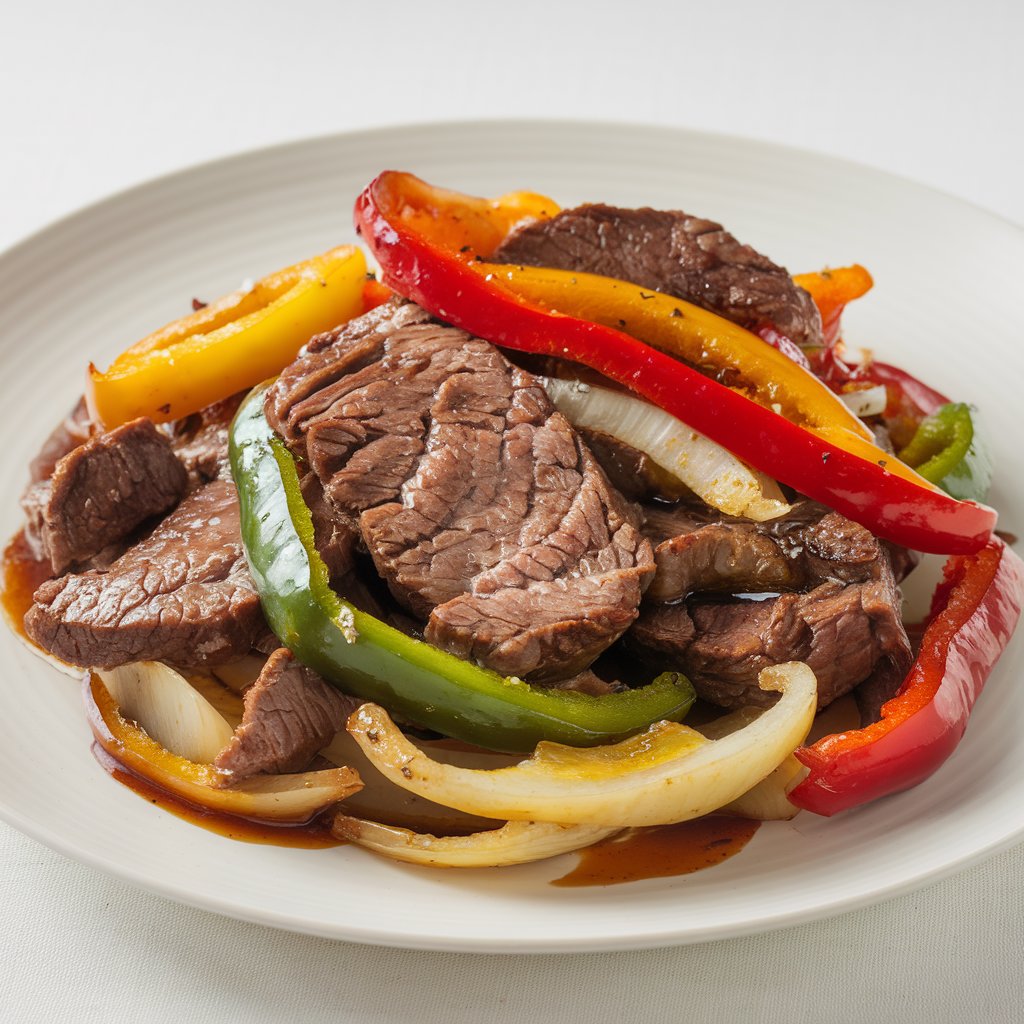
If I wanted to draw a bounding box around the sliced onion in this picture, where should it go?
[722,755,806,820]
[320,730,509,835]
[210,654,268,694]
[97,662,234,764]
[839,384,887,418]
[540,377,790,521]
[332,814,618,868]
[695,706,806,820]
[347,662,817,827]
[184,671,244,729]
[85,674,362,823]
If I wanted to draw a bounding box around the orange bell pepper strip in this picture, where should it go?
[793,265,874,347]
[86,245,367,428]
[362,276,394,311]
[363,171,559,258]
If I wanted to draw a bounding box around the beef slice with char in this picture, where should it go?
[643,501,891,604]
[266,301,654,682]
[214,648,360,780]
[633,581,910,711]
[21,417,189,575]
[494,204,822,347]
[25,479,265,668]
[630,501,913,710]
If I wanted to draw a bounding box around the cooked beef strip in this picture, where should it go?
[266,301,654,682]
[21,418,188,576]
[494,204,822,347]
[165,392,245,488]
[629,501,913,710]
[27,396,94,484]
[299,472,358,581]
[542,668,623,697]
[633,577,910,711]
[25,479,265,668]
[214,648,360,780]
[643,501,889,604]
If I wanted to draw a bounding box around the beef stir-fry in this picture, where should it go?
[6,172,1020,869]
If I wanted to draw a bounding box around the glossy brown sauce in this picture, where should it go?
[0,530,51,640]
[552,816,760,887]
[92,744,345,848]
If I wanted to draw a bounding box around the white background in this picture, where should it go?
[2,1,1022,1021]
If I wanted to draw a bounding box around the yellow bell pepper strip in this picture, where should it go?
[899,403,993,502]
[229,384,696,754]
[478,262,876,444]
[789,539,1024,816]
[353,171,997,554]
[86,245,367,428]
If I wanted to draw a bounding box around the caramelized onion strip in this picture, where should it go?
[348,663,816,828]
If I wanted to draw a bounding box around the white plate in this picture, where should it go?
[0,121,1021,953]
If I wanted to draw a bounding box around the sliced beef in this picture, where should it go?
[299,472,358,581]
[643,501,891,603]
[165,392,245,488]
[633,579,911,711]
[21,418,188,576]
[266,301,654,682]
[649,524,802,603]
[494,204,822,347]
[214,648,360,780]
[548,669,623,697]
[630,500,913,709]
[27,396,94,484]
[25,479,264,669]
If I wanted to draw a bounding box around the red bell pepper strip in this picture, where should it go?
[353,171,997,555]
[862,361,948,418]
[789,539,1024,815]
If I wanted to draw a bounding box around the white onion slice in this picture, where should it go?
[97,662,234,764]
[320,730,510,835]
[332,814,617,868]
[540,377,790,521]
[85,674,362,822]
[694,706,806,820]
[722,755,806,820]
[210,654,268,694]
[184,671,244,729]
[347,662,817,828]
[839,384,887,418]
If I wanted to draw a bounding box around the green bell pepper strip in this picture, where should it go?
[229,384,696,753]
[898,402,992,503]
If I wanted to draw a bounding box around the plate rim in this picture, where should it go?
[1,117,1019,269]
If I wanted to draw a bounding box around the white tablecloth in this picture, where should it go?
[2,2,1021,1021]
